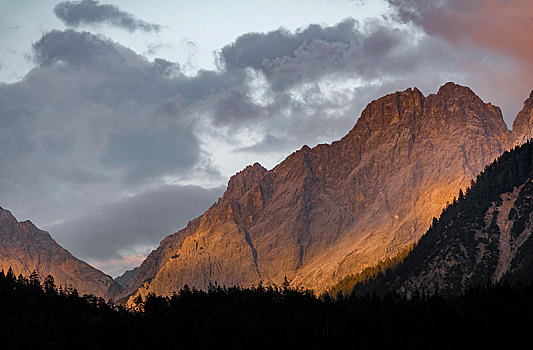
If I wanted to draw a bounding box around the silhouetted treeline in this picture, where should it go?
[1,267,532,349]
[0,267,134,349]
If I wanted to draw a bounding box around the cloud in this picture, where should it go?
[4,9,532,276]
[54,0,161,33]
[216,18,452,92]
[0,29,230,235]
[49,184,224,263]
[32,28,123,66]
[388,0,533,63]
[387,0,533,120]
[8,29,213,185]
[90,254,145,278]
[208,17,468,152]
[218,18,361,91]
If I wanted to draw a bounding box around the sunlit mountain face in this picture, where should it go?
[2,1,533,347]
[1,0,533,279]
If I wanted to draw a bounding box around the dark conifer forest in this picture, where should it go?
[1,266,532,349]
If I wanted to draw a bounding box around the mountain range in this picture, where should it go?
[2,82,532,302]
[119,82,533,304]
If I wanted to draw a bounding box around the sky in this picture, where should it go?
[0,0,532,277]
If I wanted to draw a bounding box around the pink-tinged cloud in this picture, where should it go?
[389,0,533,121]
[396,1,533,64]
[89,254,146,278]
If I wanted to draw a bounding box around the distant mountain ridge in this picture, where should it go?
[0,207,121,298]
[115,267,139,288]
[122,82,533,304]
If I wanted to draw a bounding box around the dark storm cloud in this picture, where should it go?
[213,89,263,124]
[32,29,122,66]
[216,18,439,92]
[101,128,200,182]
[218,18,357,91]
[49,184,224,260]
[219,18,355,72]
[0,29,231,239]
[54,0,161,33]
[13,30,208,185]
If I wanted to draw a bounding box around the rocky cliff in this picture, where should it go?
[354,139,533,296]
[513,90,533,145]
[0,207,121,298]
[122,82,526,303]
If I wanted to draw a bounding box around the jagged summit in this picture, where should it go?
[437,81,477,96]
[224,162,267,200]
[120,82,525,305]
[353,86,425,131]
[0,207,17,226]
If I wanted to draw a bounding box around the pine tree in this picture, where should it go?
[282,276,290,290]
[43,275,56,294]
[6,267,15,281]
[29,269,40,289]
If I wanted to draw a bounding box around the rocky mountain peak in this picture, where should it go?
[354,87,425,133]
[436,81,477,97]
[512,90,533,144]
[0,206,121,298]
[121,82,519,304]
[345,82,508,156]
[224,162,267,200]
[429,82,508,139]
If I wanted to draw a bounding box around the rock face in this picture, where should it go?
[0,207,121,298]
[115,267,139,288]
[122,82,526,303]
[513,90,533,145]
[358,140,533,296]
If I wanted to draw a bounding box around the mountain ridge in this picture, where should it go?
[121,82,527,304]
[0,207,121,298]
